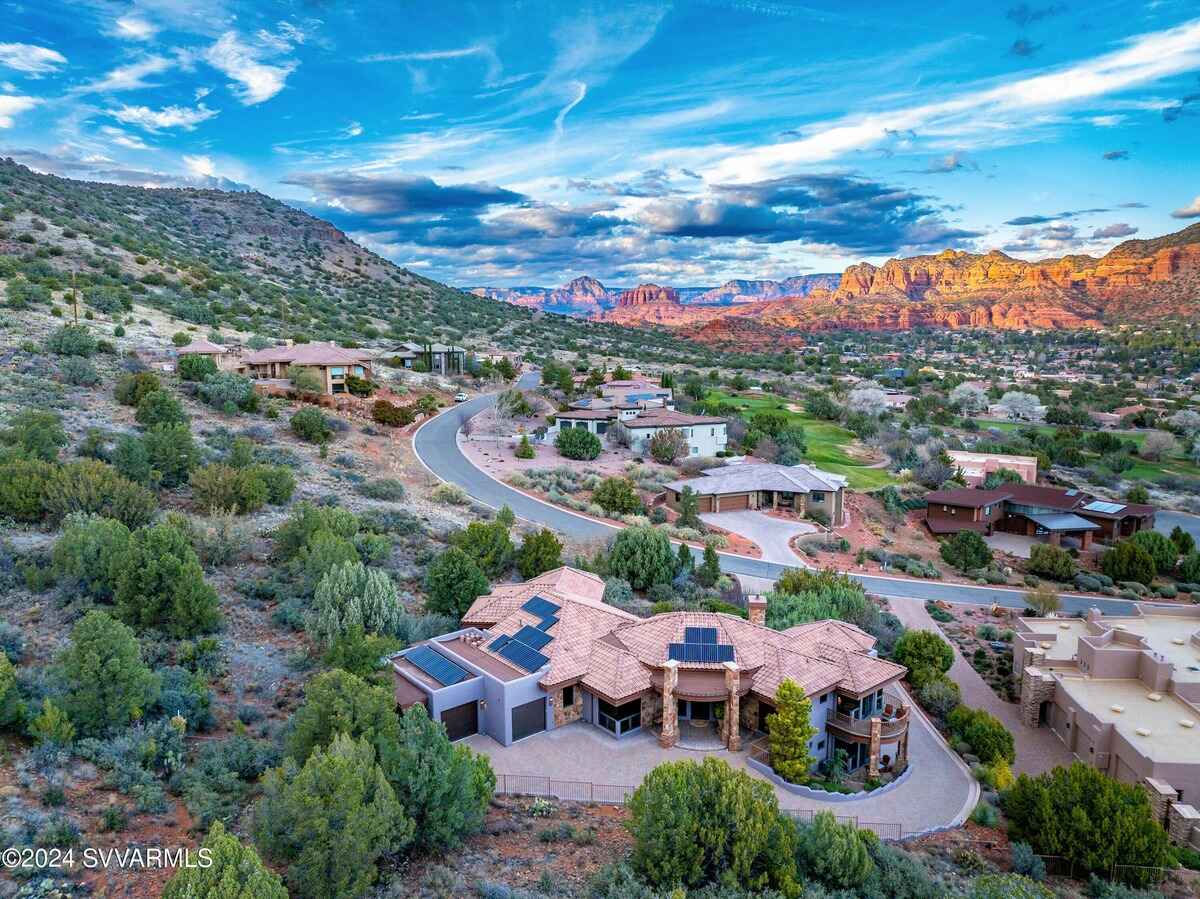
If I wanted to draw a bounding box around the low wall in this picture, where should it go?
[746,755,914,803]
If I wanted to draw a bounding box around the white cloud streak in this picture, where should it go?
[0,94,39,127]
[109,102,218,131]
[0,43,67,76]
[205,31,297,105]
[554,80,587,140]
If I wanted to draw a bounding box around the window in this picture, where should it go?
[597,698,641,736]
[353,366,364,375]
[562,685,575,708]
[812,491,825,503]
[817,739,825,751]
[983,505,991,516]
[331,367,345,377]
[690,447,698,454]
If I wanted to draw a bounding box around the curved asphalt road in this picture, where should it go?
[415,374,1139,615]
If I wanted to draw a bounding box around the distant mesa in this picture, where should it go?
[616,283,680,307]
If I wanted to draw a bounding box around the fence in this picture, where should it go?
[493,773,904,841]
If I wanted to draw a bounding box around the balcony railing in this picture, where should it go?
[826,692,909,740]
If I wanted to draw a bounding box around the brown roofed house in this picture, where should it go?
[389,567,910,778]
[238,341,373,395]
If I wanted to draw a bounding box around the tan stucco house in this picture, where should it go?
[665,462,847,523]
[238,342,373,395]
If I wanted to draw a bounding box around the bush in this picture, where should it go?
[450,518,514,578]
[46,324,97,357]
[940,531,993,572]
[1003,762,1171,881]
[291,407,333,443]
[592,476,642,515]
[555,427,602,460]
[2,409,68,461]
[424,547,489,618]
[286,669,402,764]
[0,458,55,520]
[136,389,188,427]
[178,354,218,382]
[1101,540,1156,586]
[163,821,286,899]
[356,478,406,501]
[917,675,962,719]
[0,655,25,731]
[61,356,100,386]
[894,630,954,687]
[308,561,402,649]
[627,757,798,893]
[112,520,220,637]
[1011,841,1046,882]
[198,372,258,414]
[947,706,1015,764]
[57,611,160,738]
[1178,551,1200,583]
[430,481,467,504]
[371,399,416,427]
[254,734,413,899]
[114,372,161,406]
[796,810,876,889]
[51,513,131,601]
[1028,543,1076,581]
[969,874,1053,899]
[609,526,676,590]
[43,460,157,528]
[648,427,688,464]
[514,434,535,459]
[517,529,563,579]
[388,704,495,851]
[190,464,269,514]
[142,422,200,488]
[1126,530,1178,575]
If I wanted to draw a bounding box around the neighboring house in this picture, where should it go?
[881,391,914,410]
[239,342,373,395]
[946,450,1038,487]
[1089,410,1123,429]
[550,408,727,457]
[176,338,241,372]
[665,462,847,523]
[391,341,466,375]
[986,401,1048,422]
[390,567,909,776]
[923,484,1155,548]
[1015,606,1200,845]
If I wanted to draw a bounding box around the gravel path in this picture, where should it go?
[887,596,1073,776]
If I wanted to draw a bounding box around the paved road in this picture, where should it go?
[1156,509,1200,543]
[414,377,1139,615]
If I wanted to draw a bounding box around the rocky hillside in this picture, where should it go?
[695,275,840,305]
[0,159,741,366]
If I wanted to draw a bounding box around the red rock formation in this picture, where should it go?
[616,283,680,307]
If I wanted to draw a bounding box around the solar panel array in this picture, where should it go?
[407,645,470,686]
[684,626,719,644]
[521,596,561,619]
[1082,500,1125,514]
[496,639,549,673]
[668,642,735,663]
[513,625,553,651]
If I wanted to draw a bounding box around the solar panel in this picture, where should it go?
[497,640,549,673]
[536,614,559,631]
[1082,500,1125,514]
[521,596,561,619]
[488,635,511,652]
[513,625,553,651]
[668,642,736,663]
[685,626,718,644]
[407,645,470,686]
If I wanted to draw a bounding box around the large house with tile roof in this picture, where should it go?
[238,341,374,395]
[665,462,848,523]
[390,566,910,776]
[549,407,728,457]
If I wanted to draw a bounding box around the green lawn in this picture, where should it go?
[704,390,896,490]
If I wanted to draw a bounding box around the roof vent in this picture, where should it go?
[1111,704,1125,713]
[1180,719,1196,729]
[1114,624,1127,630]
[1135,727,1152,737]
[1059,623,1071,630]
[1147,692,1163,702]
[1172,638,1185,646]
[1040,642,1052,649]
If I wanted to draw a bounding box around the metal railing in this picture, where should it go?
[828,692,910,739]
[492,773,905,841]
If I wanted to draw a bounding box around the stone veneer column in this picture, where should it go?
[1168,803,1200,847]
[659,660,679,748]
[867,717,882,777]
[746,596,767,627]
[1019,666,1057,728]
[897,728,909,765]
[1142,778,1177,828]
[723,661,740,751]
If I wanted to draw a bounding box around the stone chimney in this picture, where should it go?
[747,595,767,626]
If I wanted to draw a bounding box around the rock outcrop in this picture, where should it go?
[616,283,680,307]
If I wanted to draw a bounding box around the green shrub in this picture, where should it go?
[969,874,1053,899]
[517,528,563,579]
[178,354,218,382]
[308,561,402,649]
[449,519,513,578]
[141,422,200,488]
[1003,762,1171,882]
[112,520,220,637]
[609,526,675,590]
[592,476,642,515]
[190,464,269,514]
[917,675,961,719]
[172,331,192,347]
[114,372,161,407]
[555,427,602,460]
[2,409,68,462]
[796,810,876,889]
[43,460,157,528]
[356,478,406,501]
[947,706,1015,764]
[1101,540,1156,586]
[514,434,535,459]
[423,547,489,618]
[162,821,286,899]
[1178,551,1200,583]
[766,679,816,784]
[0,458,54,520]
[371,399,416,427]
[46,324,97,357]
[291,407,333,443]
[61,356,100,386]
[51,513,131,601]
[894,630,954,687]
[648,427,688,464]
[135,390,188,427]
[940,531,992,572]
[197,372,257,414]
[1028,543,1076,581]
[286,669,402,764]
[627,757,798,894]
[0,655,25,731]
[1126,530,1178,575]
[273,502,359,561]
[255,465,296,504]
[56,611,160,738]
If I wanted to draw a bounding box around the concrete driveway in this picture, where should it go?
[700,510,817,566]
[984,533,1040,559]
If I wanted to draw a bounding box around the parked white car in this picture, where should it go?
[454,391,469,403]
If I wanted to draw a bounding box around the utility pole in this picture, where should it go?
[71,272,79,324]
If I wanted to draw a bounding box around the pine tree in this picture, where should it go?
[517,528,563,578]
[0,655,25,730]
[676,541,694,574]
[57,611,160,737]
[285,669,401,765]
[767,678,817,784]
[308,561,402,648]
[423,547,489,617]
[697,542,721,587]
[163,821,286,899]
[113,521,220,636]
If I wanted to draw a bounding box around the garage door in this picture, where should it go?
[720,493,750,511]
[698,495,714,513]
[440,701,478,742]
[511,698,547,742]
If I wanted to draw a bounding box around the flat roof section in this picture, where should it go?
[1056,676,1200,764]
[443,636,526,682]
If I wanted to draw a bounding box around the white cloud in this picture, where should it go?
[553,80,587,140]
[1172,196,1200,219]
[0,43,67,76]
[78,56,173,93]
[99,125,150,149]
[343,121,363,137]
[0,94,38,127]
[706,17,1200,181]
[112,16,158,41]
[204,31,297,105]
[109,102,218,131]
[1089,114,1125,127]
[183,154,215,177]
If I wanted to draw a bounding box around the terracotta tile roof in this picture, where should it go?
[666,462,847,496]
[622,409,725,428]
[177,338,229,355]
[242,341,372,366]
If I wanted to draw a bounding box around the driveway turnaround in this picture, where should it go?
[412,378,1139,615]
[465,693,978,837]
[700,510,816,565]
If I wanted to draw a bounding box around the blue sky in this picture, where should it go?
[2,0,1199,287]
